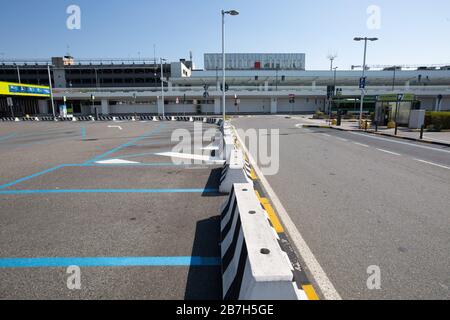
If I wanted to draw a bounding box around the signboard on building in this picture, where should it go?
[0,82,50,97]
[378,93,415,102]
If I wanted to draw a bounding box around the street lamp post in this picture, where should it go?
[221,9,239,121]
[392,66,397,91]
[160,58,167,117]
[354,37,378,123]
[47,64,56,117]
[330,67,338,118]
[16,65,21,83]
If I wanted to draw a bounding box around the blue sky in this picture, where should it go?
[0,0,449,70]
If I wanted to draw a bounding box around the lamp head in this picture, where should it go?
[224,10,239,16]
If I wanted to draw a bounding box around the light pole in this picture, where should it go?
[160,58,167,117]
[47,64,56,117]
[392,66,397,91]
[222,9,239,121]
[327,54,337,71]
[330,67,338,117]
[354,37,378,123]
[16,65,21,83]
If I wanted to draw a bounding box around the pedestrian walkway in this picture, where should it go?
[295,116,450,146]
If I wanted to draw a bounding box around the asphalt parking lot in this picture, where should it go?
[0,120,226,299]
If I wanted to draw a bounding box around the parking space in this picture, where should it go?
[0,121,226,299]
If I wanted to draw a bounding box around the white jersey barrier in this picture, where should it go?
[220,183,305,300]
[219,148,253,194]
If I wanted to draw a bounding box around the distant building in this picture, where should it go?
[204,53,306,71]
[0,56,192,89]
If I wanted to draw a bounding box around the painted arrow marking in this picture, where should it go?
[108,125,123,130]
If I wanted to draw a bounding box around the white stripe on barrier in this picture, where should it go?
[221,183,305,300]
[219,148,253,194]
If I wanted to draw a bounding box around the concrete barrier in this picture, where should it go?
[244,158,254,181]
[219,148,253,194]
[223,134,235,163]
[220,183,305,300]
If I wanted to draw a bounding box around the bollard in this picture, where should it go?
[395,122,398,136]
[420,125,424,140]
[374,121,378,132]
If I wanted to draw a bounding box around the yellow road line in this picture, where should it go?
[250,168,257,180]
[255,191,284,233]
[302,285,320,300]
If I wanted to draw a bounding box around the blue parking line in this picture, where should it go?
[0,188,219,195]
[85,123,165,164]
[0,133,17,142]
[0,164,69,190]
[0,256,221,268]
[0,161,204,190]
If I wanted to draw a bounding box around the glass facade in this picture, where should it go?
[204,53,306,70]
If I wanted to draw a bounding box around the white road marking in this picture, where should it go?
[96,159,139,164]
[349,131,450,154]
[233,125,342,300]
[376,148,401,156]
[155,152,225,164]
[353,142,369,148]
[336,137,348,142]
[413,159,450,170]
[320,133,331,137]
[108,125,123,130]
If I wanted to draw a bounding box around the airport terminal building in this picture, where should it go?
[0,53,449,117]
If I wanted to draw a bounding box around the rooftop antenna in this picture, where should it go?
[327,53,338,71]
[190,50,193,62]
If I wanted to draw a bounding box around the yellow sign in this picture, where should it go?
[0,81,50,97]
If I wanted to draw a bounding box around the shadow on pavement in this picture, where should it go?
[184,216,222,300]
[202,167,223,197]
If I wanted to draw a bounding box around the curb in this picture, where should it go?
[300,124,450,147]
[329,126,450,147]
[232,137,319,300]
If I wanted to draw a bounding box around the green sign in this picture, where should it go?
[378,93,415,102]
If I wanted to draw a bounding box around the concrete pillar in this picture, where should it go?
[264,81,269,91]
[435,96,442,112]
[405,81,410,90]
[38,100,48,114]
[214,97,221,115]
[168,81,173,91]
[270,98,278,114]
[312,81,316,89]
[157,97,164,115]
[101,99,109,115]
